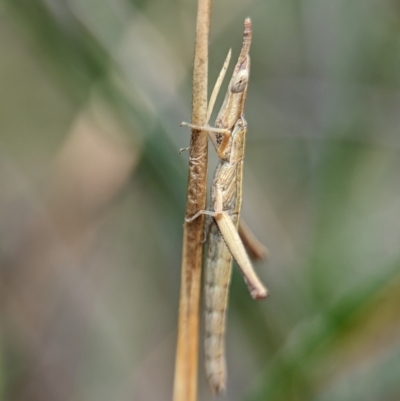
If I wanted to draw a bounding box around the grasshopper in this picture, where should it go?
[183,18,268,394]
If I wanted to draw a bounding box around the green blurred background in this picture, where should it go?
[1,0,400,400]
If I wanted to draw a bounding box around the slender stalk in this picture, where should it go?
[172,1,211,400]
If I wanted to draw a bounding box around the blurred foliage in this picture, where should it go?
[1,0,400,400]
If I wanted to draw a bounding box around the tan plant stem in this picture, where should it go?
[172,0,212,401]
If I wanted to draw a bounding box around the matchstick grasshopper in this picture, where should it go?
[182,18,268,394]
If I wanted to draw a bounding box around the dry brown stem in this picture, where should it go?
[172,0,212,400]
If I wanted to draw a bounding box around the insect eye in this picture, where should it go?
[231,70,249,93]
